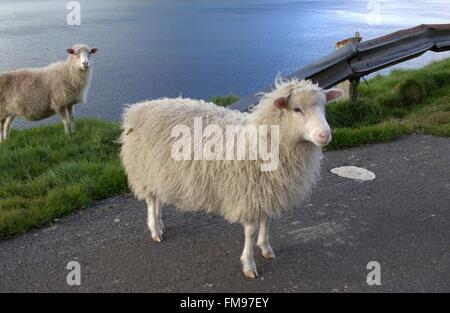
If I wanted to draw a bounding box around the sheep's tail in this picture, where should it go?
[118,103,142,144]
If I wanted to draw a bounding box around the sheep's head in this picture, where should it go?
[274,83,343,147]
[67,44,98,71]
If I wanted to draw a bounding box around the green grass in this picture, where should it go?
[0,119,128,238]
[325,57,450,148]
[209,94,239,107]
[1,58,450,238]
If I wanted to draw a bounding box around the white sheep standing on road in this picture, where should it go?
[0,44,97,141]
[120,78,342,278]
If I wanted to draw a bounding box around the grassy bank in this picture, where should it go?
[1,58,450,238]
[0,119,127,237]
[327,58,450,148]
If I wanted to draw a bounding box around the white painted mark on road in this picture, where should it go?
[330,166,376,181]
[288,222,345,243]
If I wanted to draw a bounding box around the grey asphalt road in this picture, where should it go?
[0,134,449,292]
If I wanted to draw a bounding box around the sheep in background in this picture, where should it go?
[120,78,343,278]
[0,44,97,141]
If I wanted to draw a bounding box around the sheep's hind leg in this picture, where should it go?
[155,197,165,234]
[240,221,259,278]
[68,104,76,133]
[146,194,163,242]
[257,215,275,259]
[0,118,4,142]
[57,106,71,135]
[3,115,15,140]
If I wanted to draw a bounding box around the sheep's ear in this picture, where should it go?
[325,88,344,104]
[66,48,75,55]
[90,48,98,54]
[274,97,287,109]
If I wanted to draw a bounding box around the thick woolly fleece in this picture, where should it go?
[121,79,323,224]
[0,44,92,122]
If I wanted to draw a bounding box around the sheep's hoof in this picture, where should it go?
[151,233,163,243]
[243,270,258,279]
[258,243,275,259]
[262,250,276,259]
[241,257,258,279]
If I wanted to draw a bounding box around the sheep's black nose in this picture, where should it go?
[82,62,89,67]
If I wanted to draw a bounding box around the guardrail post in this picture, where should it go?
[335,32,362,101]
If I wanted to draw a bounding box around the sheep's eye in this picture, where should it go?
[293,107,304,114]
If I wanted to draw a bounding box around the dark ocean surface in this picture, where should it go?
[1,0,449,126]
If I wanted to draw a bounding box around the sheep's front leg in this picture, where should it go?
[0,118,4,142]
[68,104,76,133]
[58,106,71,135]
[3,115,15,140]
[257,215,275,259]
[240,221,259,278]
[146,195,163,242]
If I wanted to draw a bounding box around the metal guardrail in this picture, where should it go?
[230,23,450,111]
